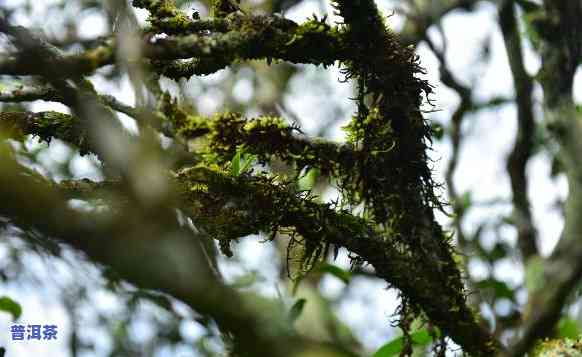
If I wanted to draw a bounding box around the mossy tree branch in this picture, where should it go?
[330,0,497,354]
[1,105,490,354]
[54,165,498,357]
[0,111,93,155]
[0,153,355,357]
[0,14,345,79]
[0,1,501,355]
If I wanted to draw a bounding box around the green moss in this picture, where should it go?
[157,92,190,130]
[151,57,233,79]
[133,0,200,35]
[212,0,242,18]
[0,111,91,155]
[72,44,115,73]
[173,111,356,178]
[153,12,193,33]
[175,164,364,274]
[533,338,582,356]
[328,0,495,354]
[174,114,208,138]
[277,17,344,66]
[118,1,494,352]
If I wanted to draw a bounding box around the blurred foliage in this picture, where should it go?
[0,296,22,320]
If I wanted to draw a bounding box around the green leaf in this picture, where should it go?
[230,149,242,176]
[410,329,433,345]
[373,338,404,357]
[525,256,545,293]
[239,154,257,175]
[460,191,472,212]
[373,329,435,357]
[289,298,307,323]
[319,264,352,284]
[298,168,320,191]
[488,243,509,262]
[231,147,257,177]
[475,278,515,301]
[0,296,22,320]
[229,271,264,289]
[558,318,581,339]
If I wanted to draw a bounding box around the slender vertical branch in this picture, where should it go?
[507,0,582,355]
[498,0,538,261]
[424,34,472,254]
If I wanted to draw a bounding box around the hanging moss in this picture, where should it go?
[175,164,333,264]
[67,1,497,353]
[329,0,495,355]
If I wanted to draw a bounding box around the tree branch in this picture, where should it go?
[400,0,491,45]
[325,1,498,354]
[0,111,93,154]
[0,14,345,78]
[498,0,538,261]
[0,152,355,357]
[507,0,582,355]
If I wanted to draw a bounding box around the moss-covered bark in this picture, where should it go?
[0,0,501,355]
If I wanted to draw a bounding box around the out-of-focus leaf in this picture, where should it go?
[525,256,545,293]
[229,271,264,289]
[459,191,472,212]
[475,278,515,301]
[319,264,352,284]
[487,243,509,262]
[558,318,581,339]
[289,298,306,323]
[373,338,404,357]
[373,329,435,357]
[501,215,515,226]
[0,296,22,320]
